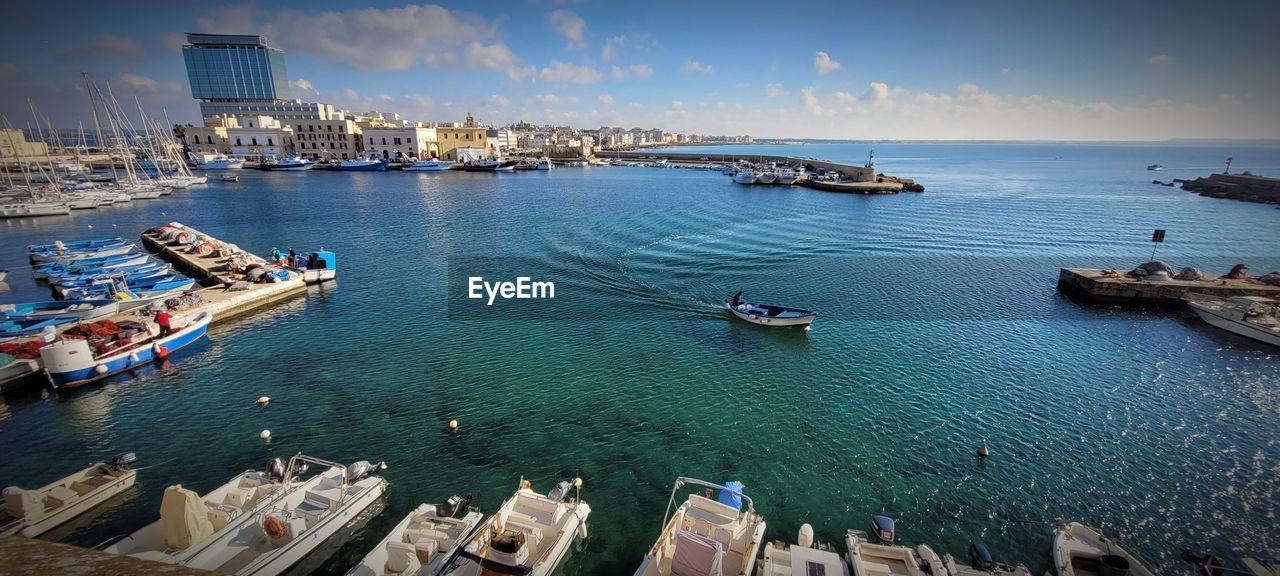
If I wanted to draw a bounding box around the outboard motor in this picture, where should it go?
[266,458,286,481]
[110,452,138,471]
[547,479,574,502]
[1180,550,1226,576]
[345,460,387,482]
[437,494,474,518]
[970,543,994,570]
[869,515,895,544]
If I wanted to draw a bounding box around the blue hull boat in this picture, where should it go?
[0,299,119,321]
[40,311,212,388]
[49,264,170,287]
[59,277,194,300]
[334,160,389,171]
[30,242,134,263]
[0,316,80,338]
[34,254,149,279]
[28,237,123,253]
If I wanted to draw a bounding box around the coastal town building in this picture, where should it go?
[282,116,362,160]
[0,128,50,160]
[362,126,438,160]
[437,113,494,160]
[180,115,294,160]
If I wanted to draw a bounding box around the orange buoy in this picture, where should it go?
[263,515,287,539]
[522,480,532,490]
[155,346,169,359]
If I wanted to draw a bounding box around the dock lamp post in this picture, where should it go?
[1151,229,1166,262]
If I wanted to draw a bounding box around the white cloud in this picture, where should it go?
[489,94,511,106]
[765,83,784,98]
[540,61,602,84]
[598,94,614,105]
[833,91,855,103]
[464,42,515,69]
[813,51,841,76]
[1000,67,1010,76]
[611,64,653,80]
[801,87,823,115]
[665,100,687,118]
[535,93,579,105]
[197,4,498,71]
[602,35,625,61]
[957,83,981,95]
[1147,54,1173,69]
[289,78,316,93]
[506,66,536,81]
[864,82,892,107]
[546,10,587,49]
[685,60,714,74]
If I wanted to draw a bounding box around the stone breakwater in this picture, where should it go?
[1178,173,1280,205]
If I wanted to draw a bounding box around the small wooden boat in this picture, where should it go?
[345,496,483,576]
[0,316,80,338]
[30,242,134,263]
[1187,296,1280,347]
[40,311,212,388]
[1,453,138,537]
[724,293,816,327]
[222,175,240,182]
[28,237,123,253]
[1050,520,1155,576]
[0,299,120,321]
[442,477,590,576]
[844,516,947,576]
[634,477,762,576]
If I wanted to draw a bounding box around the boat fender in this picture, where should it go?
[153,345,168,358]
[94,364,109,375]
[521,480,532,491]
[263,514,287,540]
[129,352,140,363]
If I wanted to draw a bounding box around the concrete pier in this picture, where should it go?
[141,223,307,324]
[1057,268,1280,305]
[1179,173,1280,205]
[0,535,217,575]
[599,149,924,192]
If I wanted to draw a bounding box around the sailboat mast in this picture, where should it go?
[84,73,119,183]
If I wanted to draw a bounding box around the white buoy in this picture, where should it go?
[260,430,271,440]
[798,523,815,548]
[257,396,271,405]
[87,224,93,229]
[448,419,458,431]
[574,477,583,488]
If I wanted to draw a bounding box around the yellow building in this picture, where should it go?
[283,118,362,160]
[436,113,494,160]
[0,129,49,159]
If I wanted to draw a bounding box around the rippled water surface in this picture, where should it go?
[1,142,1278,574]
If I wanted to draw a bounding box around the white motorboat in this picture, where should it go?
[1,453,139,538]
[180,175,209,185]
[774,168,798,185]
[757,523,848,576]
[1,201,71,218]
[66,197,102,210]
[261,155,312,171]
[634,477,764,576]
[724,293,817,328]
[844,516,947,576]
[193,155,246,170]
[104,459,292,562]
[941,543,1031,576]
[181,455,388,576]
[733,170,758,184]
[345,495,484,576]
[757,172,779,185]
[222,175,240,182]
[440,477,590,576]
[1186,296,1280,347]
[1050,520,1155,576]
[0,269,7,282]
[403,159,456,171]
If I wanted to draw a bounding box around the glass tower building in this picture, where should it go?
[183,34,290,101]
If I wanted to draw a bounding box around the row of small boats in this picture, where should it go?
[8,466,1269,576]
[727,162,805,185]
[254,154,555,172]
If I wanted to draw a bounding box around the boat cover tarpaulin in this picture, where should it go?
[717,481,743,511]
[671,530,723,576]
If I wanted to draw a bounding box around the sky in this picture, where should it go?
[1,0,1278,140]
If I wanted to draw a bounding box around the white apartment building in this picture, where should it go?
[363,126,438,161]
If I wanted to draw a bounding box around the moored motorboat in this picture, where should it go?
[634,477,764,576]
[941,543,1031,576]
[181,454,388,576]
[286,251,336,284]
[345,495,483,576]
[440,477,591,576]
[758,523,849,576]
[403,159,456,171]
[336,157,389,172]
[1,453,139,538]
[724,293,817,327]
[29,242,134,263]
[39,311,212,388]
[1186,296,1280,347]
[260,155,312,171]
[0,316,80,338]
[192,155,246,170]
[775,168,798,185]
[757,171,779,185]
[1049,520,1155,576]
[733,170,759,184]
[0,299,120,321]
[845,516,947,576]
[222,175,240,182]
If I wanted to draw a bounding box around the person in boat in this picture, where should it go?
[271,247,281,264]
[287,248,297,267]
[731,291,743,307]
[154,309,172,337]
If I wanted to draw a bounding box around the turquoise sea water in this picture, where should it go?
[1,142,1278,574]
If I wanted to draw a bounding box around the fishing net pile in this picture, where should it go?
[0,341,48,360]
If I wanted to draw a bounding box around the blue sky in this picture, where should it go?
[1,0,1277,139]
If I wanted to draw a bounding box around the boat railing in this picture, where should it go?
[658,476,755,535]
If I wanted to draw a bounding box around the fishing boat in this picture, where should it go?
[733,170,758,184]
[724,293,817,327]
[260,155,312,171]
[39,311,211,388]
[441,477,591,576]
[180,454,387,576]
[1186,296,1280,347]
[1050,520,1155,576]
[56,275,193,300]
[941,543,1031,576]
[758,523,849,576]
[0,299,119,321]
[222,175,240,182]
[456,158,507,172]
[336,157,389,172]
[633,477,764,576]
[105,458,294,561]
[286,251,336,284]
[1146,164,1163,171]
[1,453,138,538]
[403,159,456,171]
[34,253,149,279]
[29,242,134,263]
[774,168,798,185]
[49,263,170,287]
[844,516,947,576]
[192,155,246,170]
[757,171,779,185]
[345,495,483,576]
